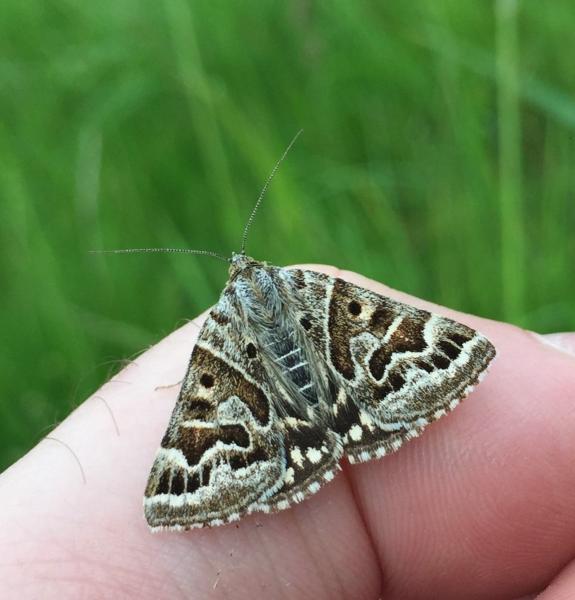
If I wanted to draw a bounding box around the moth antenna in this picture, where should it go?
[240,129,303,254]
[45,436,87,484]
[89,248,230,263]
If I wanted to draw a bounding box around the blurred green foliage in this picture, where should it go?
[1,1,574,470]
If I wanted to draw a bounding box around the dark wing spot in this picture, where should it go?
[186,399,212,417]
[229,446,269,471]
[246,446,269,465]
[448,331,473,347]
[348,300,362,316]
[414,359,435,373]
[438,339,460,360]
[186,472,200,494]
[246,343,257,358]
[431,354,451,369]
[388,371,406,391]
[156,471,171,495]
[228,455,247,470]
[375,382,394,400]
[370,307,395,335]
[200,373,214,388]
[171,471,185,495]
[369,352,386,380]
[332,390,359,436]
[211,310,230,325]
[300,316,312,331]
[201,465,211,487]
[285,422,325,452]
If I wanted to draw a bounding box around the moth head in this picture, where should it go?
[229,252,260,278]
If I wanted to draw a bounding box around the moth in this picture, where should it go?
[138,133,496,531]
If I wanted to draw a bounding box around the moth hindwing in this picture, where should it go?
[144,254,496,530]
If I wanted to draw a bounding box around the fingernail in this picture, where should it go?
[534,332,575,357]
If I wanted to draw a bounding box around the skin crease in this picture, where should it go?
[0,265,574,600]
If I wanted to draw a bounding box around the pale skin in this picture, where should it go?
[1,265,575,600]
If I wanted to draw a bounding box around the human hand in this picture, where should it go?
[1,266,574,600]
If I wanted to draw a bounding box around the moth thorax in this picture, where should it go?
[236,269,283,323]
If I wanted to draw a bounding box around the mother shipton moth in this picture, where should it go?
[127,132,495,531]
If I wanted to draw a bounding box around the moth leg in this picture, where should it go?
[154,379,184,392]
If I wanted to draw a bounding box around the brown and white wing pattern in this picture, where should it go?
[144,294,285,530]
[144,261,495,531]
[278,269,496,464]
[250,418,342,514]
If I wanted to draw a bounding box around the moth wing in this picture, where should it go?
[144,297,285,530]
[250,419,343,514]
[280,268,495,462]
[239,267,344,514]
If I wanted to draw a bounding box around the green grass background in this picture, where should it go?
[1,1,574,471]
